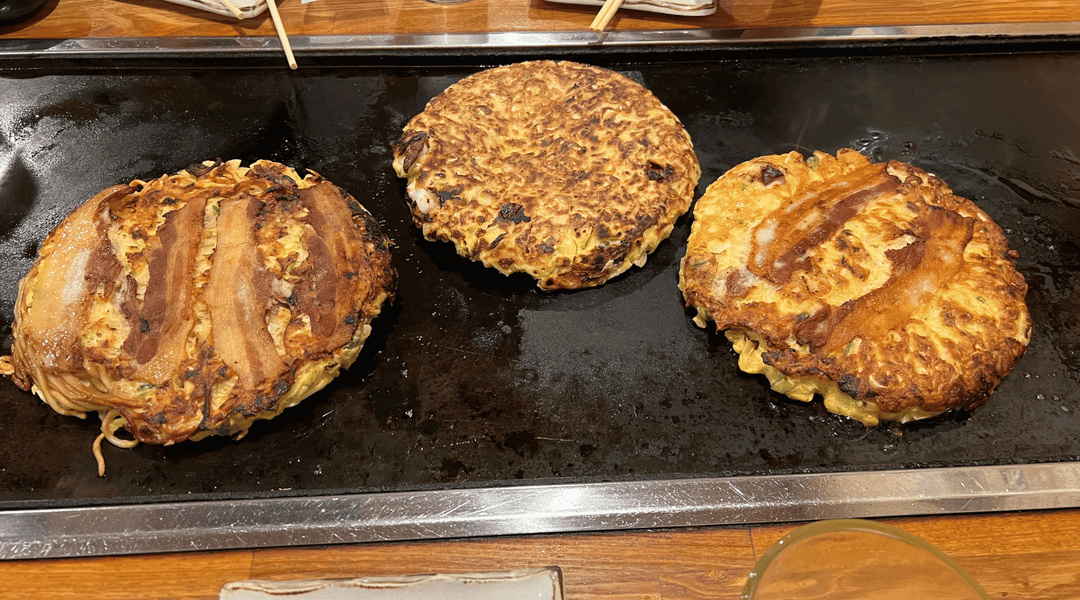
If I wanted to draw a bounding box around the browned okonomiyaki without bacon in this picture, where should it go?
[679,148,1031,425]
[392,60,701,291]
[1,159,396,474]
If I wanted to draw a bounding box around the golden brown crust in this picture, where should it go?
[393,60,700,290]
[8,159,396,447]
[680,149,1031,417]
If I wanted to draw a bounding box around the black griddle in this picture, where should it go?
[0,40,1078,513]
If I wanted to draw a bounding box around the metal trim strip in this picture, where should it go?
[1,22,1080,57]
[2,462,1079,559]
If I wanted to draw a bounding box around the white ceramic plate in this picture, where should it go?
[220,567,564,600]
[545,0,716,17]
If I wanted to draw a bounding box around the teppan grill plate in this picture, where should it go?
[0,34,1077,558]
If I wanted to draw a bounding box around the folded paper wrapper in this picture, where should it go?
[220,567,565,600]
[163,0,714,20]
[162,0,267,19]
[546,0,716,17]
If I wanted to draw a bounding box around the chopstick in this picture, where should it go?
[265,0,298,70]
[589,0,624,32]
[217,0,244,19]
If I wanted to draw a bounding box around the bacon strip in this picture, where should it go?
[748,163,897,284]
[205,195,285,391]
[795,206,975,353]
[17,185,127,376]
[296,182,367,353]
[123,194,207,383]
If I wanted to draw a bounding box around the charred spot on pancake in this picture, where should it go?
[760,164,785,186]
[392,60,700,291]
[838,374,861,397]
[438,185,464,205]
[497,203,531,224]
[646,161,675,182]
[186,160,218,177]
[395,132,430,174]
[680,148,1031,426]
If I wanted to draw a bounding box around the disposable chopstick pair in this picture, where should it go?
[217,0,244,19]
[589,0,624,32]
[219,0,296,69]
[266,0,297,70]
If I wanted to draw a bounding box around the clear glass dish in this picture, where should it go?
[742,519,991,600]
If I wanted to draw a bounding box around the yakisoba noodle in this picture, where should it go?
[2,159,396,475]
[1,337,138,472]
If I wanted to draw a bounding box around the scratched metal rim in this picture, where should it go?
[2,462,1079,559]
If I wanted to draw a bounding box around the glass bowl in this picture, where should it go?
[742,519,990,600]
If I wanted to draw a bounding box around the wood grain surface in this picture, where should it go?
[1,1,1078,599]
[1,0,1080,40]
[2,510,1079,599]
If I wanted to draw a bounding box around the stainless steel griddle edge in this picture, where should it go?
[1,21,1079,57]
[2,462,1079,559]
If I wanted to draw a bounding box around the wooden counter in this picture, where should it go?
[1,1,1078,599]
[1,0,1079,40]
